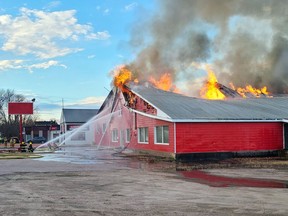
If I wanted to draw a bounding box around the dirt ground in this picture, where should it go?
[0,146,287,216]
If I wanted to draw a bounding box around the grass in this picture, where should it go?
[0,152,43,159]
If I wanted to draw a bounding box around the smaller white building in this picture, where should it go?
[60,108,98,145]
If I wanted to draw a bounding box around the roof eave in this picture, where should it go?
[129,108,286,123]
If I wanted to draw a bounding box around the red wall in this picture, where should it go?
[95,92,174,153]
[95,91,284,155]
[176,122,283,153]
[128,114,174,153]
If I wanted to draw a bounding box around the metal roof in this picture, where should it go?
[130,85,288,121]
[62,108,99,123]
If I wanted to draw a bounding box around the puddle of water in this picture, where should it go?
[180,170,288,188]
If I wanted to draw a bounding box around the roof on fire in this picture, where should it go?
[129,84,288,121]
[61,108,99,123]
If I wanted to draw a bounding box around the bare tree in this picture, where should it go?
[0,89,36,139]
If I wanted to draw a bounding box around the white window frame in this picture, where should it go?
[126,129,131,143]
[112,128,118,142]
[154,126,169,145]
[71,132,86,141]
[102,123,107,134]
[138,127,148,144]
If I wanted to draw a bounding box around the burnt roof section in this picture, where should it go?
[129,84,288,121]
[62,108,99,123]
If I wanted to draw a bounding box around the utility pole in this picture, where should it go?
[62,98,64,109]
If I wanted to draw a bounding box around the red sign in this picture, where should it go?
[8,102,33,115]
[50,126,58,130]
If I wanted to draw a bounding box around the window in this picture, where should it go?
[102,123,107,133]
[71,132,86,141]
[155,126,169,144]
[112,129,118,142]
[138,127,148,143]
[126,129,131,142]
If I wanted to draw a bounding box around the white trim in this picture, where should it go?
[172,119,285,123]
[125,128,131,143]
[174,122,176,154]
[283,123,285,149]
[128,108,286,123]
[137,127,149,144]
[154,126,169,145]
[111,128,118,142]
[154,142,169,145]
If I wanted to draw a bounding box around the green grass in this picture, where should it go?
[0,152,43,159]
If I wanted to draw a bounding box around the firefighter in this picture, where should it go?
[28,141,34,153]
[20,141,27,152]
[4,137,7,148]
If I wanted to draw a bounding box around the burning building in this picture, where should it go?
[94,67,288,160]
[93,0,288,159]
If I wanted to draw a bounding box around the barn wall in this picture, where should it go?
[176,122,283,153]
[127,114,175,153]
[94,92,174,153]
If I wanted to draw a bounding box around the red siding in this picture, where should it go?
[95,92,174,153]
[128,114,174,153]
[176,122,283,153]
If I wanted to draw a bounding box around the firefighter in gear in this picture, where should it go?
[28,141,34,153]
[20,141,27,152]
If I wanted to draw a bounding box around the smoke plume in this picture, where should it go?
[127,0,288,95]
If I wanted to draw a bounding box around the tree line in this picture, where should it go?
[0,89,37,140]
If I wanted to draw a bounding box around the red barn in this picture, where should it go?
[95,84,288,160]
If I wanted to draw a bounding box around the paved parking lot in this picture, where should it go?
[0,146,287,216]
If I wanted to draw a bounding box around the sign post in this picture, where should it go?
[8,102,33,143]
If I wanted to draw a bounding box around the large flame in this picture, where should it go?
[193,62,271,100]
[229,83,271,98]
[112,65,181,93]
[149,73,180,93]
[113,65,133,92]
[200,65,226,100]
[113,64,271,100]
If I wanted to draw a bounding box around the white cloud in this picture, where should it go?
[88,55,96,59]
[124,2,138,11]
[65,96,105,107]
[78,96,105,105]
[86,31,111,40]
[0,59,66,72]
[0,59,24,70]
[45,1,61,10]
[0,8,110,59]
[27,60,67,72]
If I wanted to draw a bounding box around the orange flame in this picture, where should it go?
[200,66,226,100]
[149,73,180,93]
[113,65,134,92]
[230,83,271,98]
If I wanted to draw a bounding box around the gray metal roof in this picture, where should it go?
[130,85,288,121]
[62,108,99,123]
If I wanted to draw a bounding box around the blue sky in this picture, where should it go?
[0,0,155,121]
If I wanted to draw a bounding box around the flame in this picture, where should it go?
[200,66,226,100]
[112,65,180,93]
[149,73,180,93]
[193,62,272,100]
[229,83,271,98]
[113,65,135,93]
